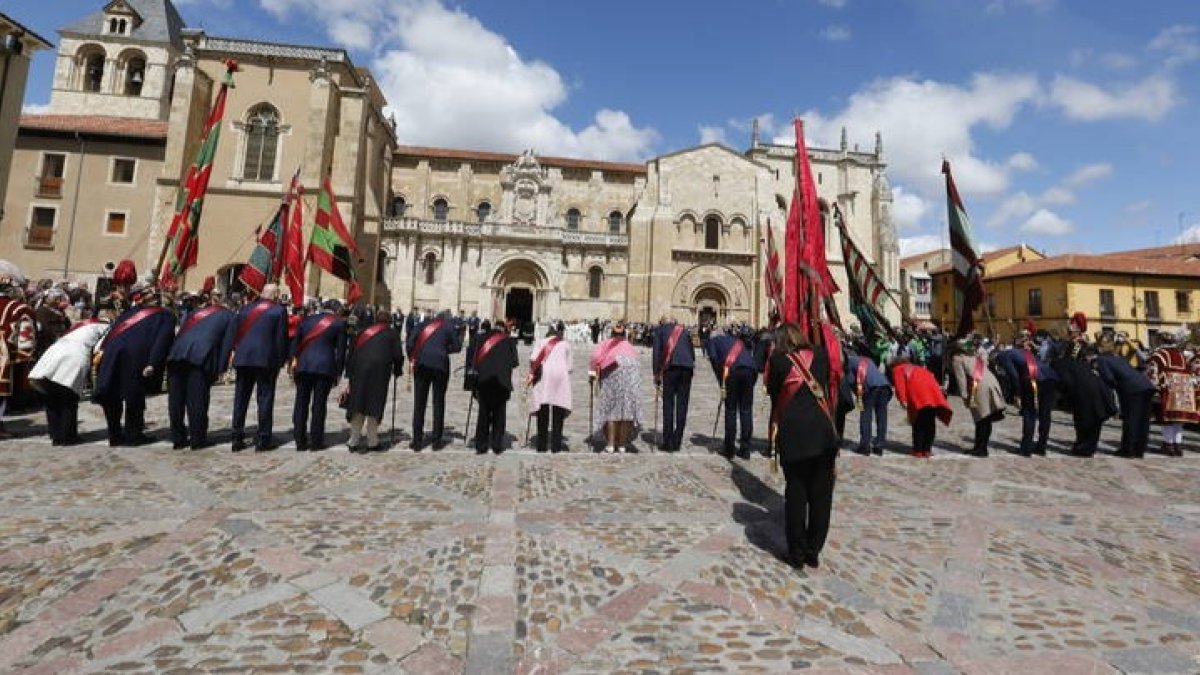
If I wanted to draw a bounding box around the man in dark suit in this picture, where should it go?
[290,299,347,451]
[230,284,289,452]
[166,289,235,450]
[1096,345,1155,458]
[705,326,758,458]
[93,283,175,446]
[469,321,519,454]
[1009,336,1059,456]
[652,316,695,451]
[406,309,462,450]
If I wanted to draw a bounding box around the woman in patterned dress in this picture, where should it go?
[588,322,642,453]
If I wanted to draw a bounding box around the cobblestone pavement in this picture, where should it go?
[1,342,1198,674]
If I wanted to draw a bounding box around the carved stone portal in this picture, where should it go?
[501,149,549,226]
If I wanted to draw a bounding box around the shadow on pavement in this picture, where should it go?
[727,458,789,563]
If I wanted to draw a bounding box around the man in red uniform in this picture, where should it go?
[1146,332,1196,456]
[0,279,37,438]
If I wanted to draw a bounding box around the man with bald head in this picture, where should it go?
[230,284,289,451]
[652,315,695,451]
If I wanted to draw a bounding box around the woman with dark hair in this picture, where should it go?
[891,356,952,457]
[766,322,838,570]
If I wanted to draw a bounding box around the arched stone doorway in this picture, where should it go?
[489,257,550,324]
[694,285,728,326]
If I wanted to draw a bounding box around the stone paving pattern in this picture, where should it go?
[0,342,1198,674]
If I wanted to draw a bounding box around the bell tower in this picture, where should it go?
[48,0,184,119]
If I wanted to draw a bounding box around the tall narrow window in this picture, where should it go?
[588,267,602,299]
[27,207,56,248]
[82,49,106,92]
[39,154,65,198]
[242,104,280,181]
[432,198,448,222]
[124,56,145,96]
[1144,291,1160,319]
[704,216,720,250]
[1027,288,1043,316]
[566,208,581,230]
[423,252,437,285]
[608,210,623,234]
[1175,290,1191,316]
[476,201,491,224]
[1099,289,1115,317]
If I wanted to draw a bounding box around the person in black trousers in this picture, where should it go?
[1096,343,1155,458]
[406,310,462,450]
[469,322,518,454]
[766,323,838,570]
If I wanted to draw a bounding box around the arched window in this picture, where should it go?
[376,249,388,283]
[565,208,581,230]
[389,196,407,217]
[588,267,603,299]
[704,216,720,250]
[608,210,623,234]
[242,104,280,181]
[79,47,106,93]
[123,55,146,96]
[423,252,438,285]
[476,201,491,224]
[432,198,448,222]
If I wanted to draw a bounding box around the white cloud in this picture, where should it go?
[1063,162,1113,188]
[787,72,1040,199]
[1149,25,1200,70]
[820,26,851,42]
[817,0,848,8]
[255,0,657,160]
[899,234,945,257]
[987,191,1037,228]
[1006,152,1038,171]
[698,125,727,145]
[891,186,930,231]
[1069,48,1138,70]
[1039,187,1075,206]
[1020,208,1074,235]
[986,0,1056,15]
[1175,223,1200,244]
[21,102,50,115]
[1048,74,1177,121]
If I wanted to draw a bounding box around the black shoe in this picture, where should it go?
[311,439,326,451]
[255,440,279,452]
[804,553,820,569]
[295,439,309,452]
[853,446,870,456]
[536,448,548,453]
[190,441,212,451]
[348,443,365,454]
[431,438,449,451]
[1068,449,1095,458]
[475,447,488,455]
[737,448,752,460]
[409,438,424,452]
[231,438,246,452]
[62,435,83,446]
[367,445,385,453]
[126,434,154,446]
[172,441,188,450]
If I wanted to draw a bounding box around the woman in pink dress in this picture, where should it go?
[528,322,572,453]
[589,322,642,453]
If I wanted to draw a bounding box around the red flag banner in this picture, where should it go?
[942,159,986,338]
[158,60,238,289]
[763,219,784,322]
[307,176,363,304]
[238,205,285,295]
[282,170,305,307]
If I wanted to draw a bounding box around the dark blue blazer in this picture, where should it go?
[291,313,347,379]
[405,316,463,373]
[232,300,289,371]
[95,306,176,399]
[1095,353,1155,395]
[168,306,235,378]
[846,353,890,390]
[705,334,757,381]
[652,323,694,373]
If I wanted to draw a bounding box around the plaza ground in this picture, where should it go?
[0,342,1197,673]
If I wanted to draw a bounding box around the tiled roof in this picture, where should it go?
[61,0,186,50]
[0,12,53,49]
[395,145,646,174]
[900,249,949,268]
[19,114,169,139]
[985,252,1200,280]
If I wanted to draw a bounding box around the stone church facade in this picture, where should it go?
[384,132,899,327]
[3,0,900,327]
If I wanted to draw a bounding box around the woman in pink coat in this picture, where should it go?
[528,322,572,453]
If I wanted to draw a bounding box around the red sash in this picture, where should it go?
[410,319,444,364]
[178,305,222,339]
[354,324,388,351]
[474,332,507,369]
[971,356,986,388]
[234,301,273,349]
[295,314,338,358]
[101,307,165,348]
[658,324,685,377]
[772,349,831,427]
[530,336,562,374]
[67,318,103,335]
[722,339,745,383]
[855,358,869,397]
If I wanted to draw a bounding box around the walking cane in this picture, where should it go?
[390,374,399,447]
[522,383,533,447]
[463,391,475,447]
[712,367,727,441]
[588,375,595,444]
[653,383,661,448]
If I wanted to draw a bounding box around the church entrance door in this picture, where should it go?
[505,288,533,325]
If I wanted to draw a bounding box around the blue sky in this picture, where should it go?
[9,0,1200,257]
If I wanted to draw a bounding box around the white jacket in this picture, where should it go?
[28,322,109,395]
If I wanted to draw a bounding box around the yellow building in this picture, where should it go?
[932,243,1200,343]
[929,244,1044,334]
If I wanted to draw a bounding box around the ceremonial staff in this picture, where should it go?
[390,374,399,447]
[712,365,727,441]
[588,374,595,443]
[653,381,661,448]
[463,390,475,447]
